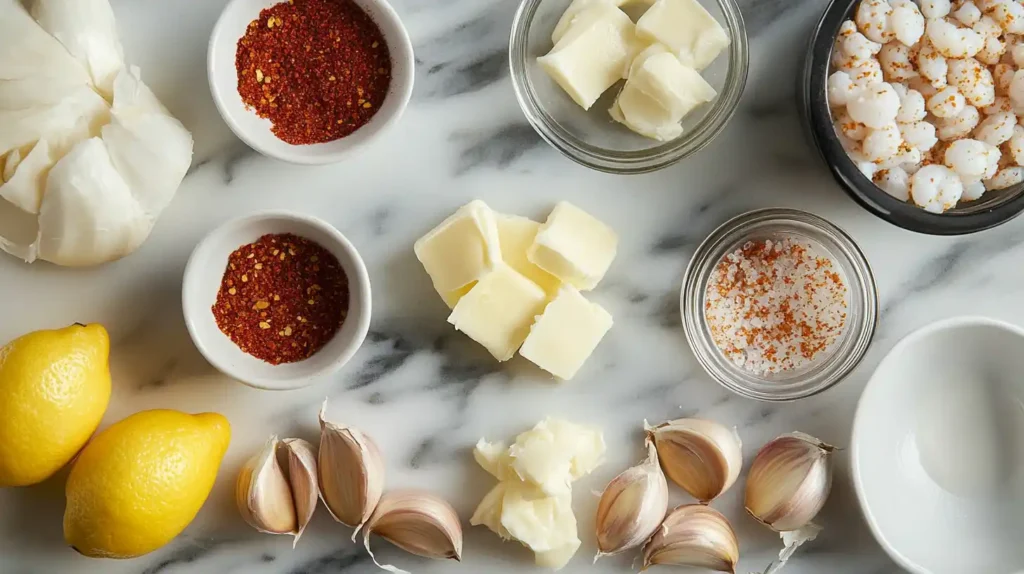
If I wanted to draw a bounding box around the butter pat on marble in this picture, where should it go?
[414,200,500,295]
[635,0,730,71]
[497,213,561,295]
[528,201,618,290]
[448,264,548,361]
[520,287,613,380]
[538,3,642,110]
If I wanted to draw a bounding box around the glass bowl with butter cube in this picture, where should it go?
[510,0,748,174]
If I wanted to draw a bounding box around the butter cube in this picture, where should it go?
[414,200,501,296]
[528,202,618,290]
[441,282,476,310]
[496,214,561,295]
[551,0,632,44]
[448,264,548,361]
[520,287,613,380]
[508,417,606,495]
[635,0,731,70]
[611,79,683,141]
[538,3,642,110]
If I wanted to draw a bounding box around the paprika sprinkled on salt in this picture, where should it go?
[704,238,848,376]
[235,0,391,145]
[213,233,349,365]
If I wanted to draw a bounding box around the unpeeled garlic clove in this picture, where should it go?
[236,436,298,535]
[594,442,668,559]
[641,504,739,573]
[362,489,463,574]
[280,438,318,547]
[318,399,385,536]
[744,432,835,533]
[645,418,743,504]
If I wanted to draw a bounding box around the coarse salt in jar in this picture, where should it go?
[681,208,878,401]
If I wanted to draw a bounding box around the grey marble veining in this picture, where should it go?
[3,0,1015,572]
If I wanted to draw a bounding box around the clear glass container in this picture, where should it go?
[509,0,749,174]
[681,209,878,401]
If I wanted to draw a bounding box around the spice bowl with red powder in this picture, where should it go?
[208,0,414,164]
[681,208,877,401]
[183,211,371,390]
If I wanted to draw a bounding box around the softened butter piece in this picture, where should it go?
[448,264,548,361]
[611,79,684,141]
[612,48,717,140]
[538,3,642,110]
[535,540,583,570]
[508,417,606,495]
[499,485,579,553]
[414,200,501,295]
[474,438,513,480]
[635,0,731,70]
[496,214,561,295]
[441,282,476,310]
[528,201,618,291]
[470,482,512,539]
[519,287,613,380]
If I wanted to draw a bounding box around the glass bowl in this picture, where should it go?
[801,0,1024,235]
[509,0,749,174]
[681,209,878,401]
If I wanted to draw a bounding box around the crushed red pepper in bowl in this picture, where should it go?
[212,233,349,364]
[235,0,392,145]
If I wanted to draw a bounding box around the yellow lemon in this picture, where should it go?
[63,409,231,559]
[0,324,111,487]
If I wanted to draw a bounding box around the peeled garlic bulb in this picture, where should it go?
[594,442,668,559]
[641,504,739,573]
[744,432,835,532]
[645,418,743,504]
[318,399,385,535]
[281,438,319,546]
[363,490,463,574]
[236,436,298,536]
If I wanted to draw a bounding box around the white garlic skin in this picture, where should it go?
[744,432,836,533]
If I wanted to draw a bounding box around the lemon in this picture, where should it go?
[63,409,231,559]
[0,324,112,487]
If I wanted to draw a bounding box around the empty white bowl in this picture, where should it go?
[182,212,371,390]
[852,316,1024,574]
[208,0,414,164]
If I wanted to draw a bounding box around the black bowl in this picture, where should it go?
[800,0,1024,235]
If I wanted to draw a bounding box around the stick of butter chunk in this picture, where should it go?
[520,287,613,380]
[528,201,618,291]
[538,3,642,110]
[414,200,501,297]
[497,213,561,295]
[448,264,548,361]
[635,0,731,71]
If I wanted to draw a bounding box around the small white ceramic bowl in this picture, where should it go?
[208,0,414,164]
[182,212,371,390]
[852,316,1024,574]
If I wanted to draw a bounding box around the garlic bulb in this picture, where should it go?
[645,418,743,504]
[31,0,124,98]
[318,399,385,536]
[641,504,739,573]
[594,442,668,559]
[744,432,835,532]
[363,490,463,574]
[236,437,298,536]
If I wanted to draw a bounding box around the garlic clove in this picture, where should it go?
[641,504,739,573]
[645,418,743,504]
[317,399,385,536]
[280,438,318,547]
[236,436,298,535]
[744,432,835,533]
[594,442,668,559]
[362,489,463,574]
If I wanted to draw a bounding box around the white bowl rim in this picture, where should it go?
[850,314,1024,574]
[181,210,372,390]
[206,0,415,165]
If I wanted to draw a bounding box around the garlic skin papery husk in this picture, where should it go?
[594,442,668,560]
[645,418,743,504]
[362,489,463,574]
[318,399,385,536]
[31,0,124,98]
[236,436,298,536]
[281,438,319,546]
[641,504,740,573]
[744,432,836,533]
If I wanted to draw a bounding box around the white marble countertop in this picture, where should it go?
[5,0,1021,572]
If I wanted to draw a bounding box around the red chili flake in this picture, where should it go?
[235,0,392,145]
[212,233,349,365]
